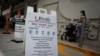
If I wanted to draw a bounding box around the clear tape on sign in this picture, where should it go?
[27,6,34,13]
[38,8,47,14]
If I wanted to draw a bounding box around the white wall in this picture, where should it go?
[37,0,69,39]
[43,4,57,14]
[2,9,10,15]
[37,0,58,8]
[37,0,100,47]
[59,0,100,19]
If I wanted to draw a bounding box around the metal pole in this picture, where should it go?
[9,5,12,17]
[0,6,1,15]
[79,16,86,47]
[23,0,28,54]
[0,2,2,15]
[79,10,87,47]
[97,14,100,40]
[1,0,4,16]
[24,0,28,19]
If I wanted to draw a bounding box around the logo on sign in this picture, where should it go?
[34,16,50,23]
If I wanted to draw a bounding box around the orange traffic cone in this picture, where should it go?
[3,13,11,34]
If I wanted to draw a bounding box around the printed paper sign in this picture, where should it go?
[25,7,58,56]
[14,18,25,41]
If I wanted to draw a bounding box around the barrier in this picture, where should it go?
[11,9,25,43]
